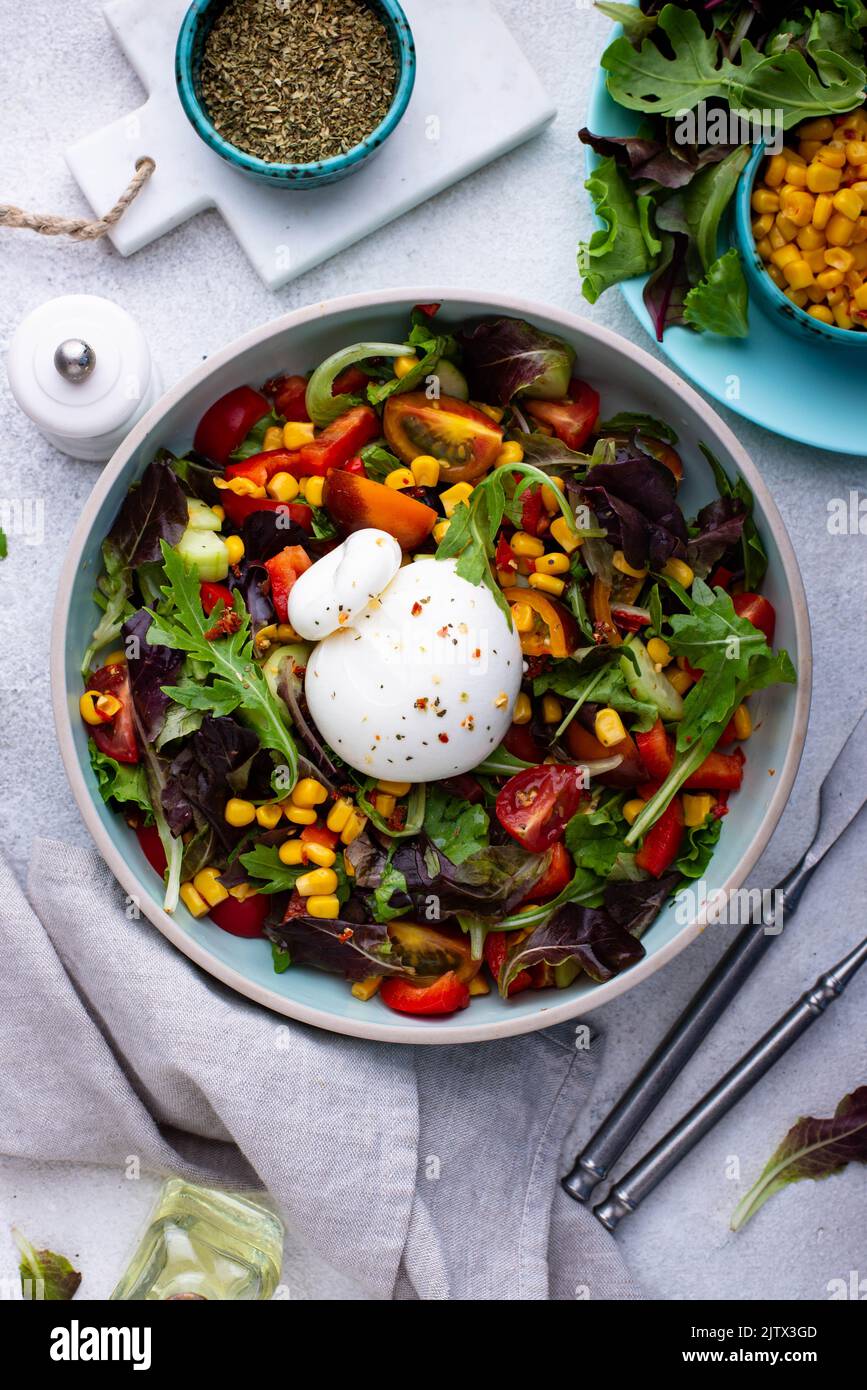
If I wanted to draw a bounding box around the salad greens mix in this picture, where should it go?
[580,0,867,337]
[78,305,795,1018]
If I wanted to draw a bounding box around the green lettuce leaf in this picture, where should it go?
[89,744,153,817]
[684,249,750,338]
[684,149,751,273]
[15,1231,81,1301]
[423,786,490,865]
[229,408,282,460]
[674,812,724,880]
[595,0,658,44]
[580,157,660,304]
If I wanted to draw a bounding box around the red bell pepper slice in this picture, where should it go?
[635,798,684,878]
[135,822,167,877]
[295,406,380,477]
[264,545,312,623]
[209,892,268,939]
[339,454,367,476]
[732,592,776,645]
[496,765,588,853]
[484,933,532,996]
[219,494,313,531]
[380,970,470,1016]
[635,720,675,782]
[194,385,269,466]
[636,720,745,790]
[525,840,573,903]
[199,582,234,616]
[225,448,302,490]
[521,485,546,537]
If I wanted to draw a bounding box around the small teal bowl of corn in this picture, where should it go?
[735,141,867,347]
[175,0,416,189]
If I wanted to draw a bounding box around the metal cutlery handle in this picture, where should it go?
[562,855,810,1204]
[592,932,867,1231]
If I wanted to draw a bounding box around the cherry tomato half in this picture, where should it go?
[88,662,139,765]
[135,822,167,877]
[380,971,470,1015]
[496,765,588,853]
[266,374,310,422]
[323,469,436,550]
[194,386,269,466]
[524,379,600,452]
[383,392,503,484]
[200,582,234,616]
[732,592,776,646]
[525,840,573,903]
[484,932,532,996]
[209,892,268,939]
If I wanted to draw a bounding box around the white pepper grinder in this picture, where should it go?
[6,294,161,462]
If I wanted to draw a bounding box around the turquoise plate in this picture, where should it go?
[586,46,866,456]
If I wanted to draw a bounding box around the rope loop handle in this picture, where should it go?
[0,158,155,240]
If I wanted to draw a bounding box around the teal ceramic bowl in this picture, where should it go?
[735,142,867,348]
[51,290,811,1044]
[175,0,416,188]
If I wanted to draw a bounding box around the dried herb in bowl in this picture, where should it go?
[200,0,398,166]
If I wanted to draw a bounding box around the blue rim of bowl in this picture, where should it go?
[735,141,867,346]
[175,0,416,181]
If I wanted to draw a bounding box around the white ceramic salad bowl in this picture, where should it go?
[51,289,812,1044]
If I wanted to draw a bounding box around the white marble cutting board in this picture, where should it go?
[64,0,556,289]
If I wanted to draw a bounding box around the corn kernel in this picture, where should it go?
[594,707,627,747]
[816,267,844,290]
[807,161,841,193]
[267,471,300,503]
[764,154,787,187]
[541,477,565,512]
[833,301,854,328]
[211,505,225,522]
[432,519,450,544]
[798,117,834,141]
[774,213,799,243]
[303,842,336,869]
[193,867,229,908]
[393,354,418,379]
[410,454,441,486]
[827,286,846,306]
[292,777,328,809]
[755,237,773,261]
[340,811,367,846]
[468,974,491,997]
[683,794,714,829]
[496,441,525,466]
[612,549,648,579]
[296,867,338,897]
[666,667,693,695]
[224,797,256,827]
[646,637,671,667]
[853,283,867,310]
[304,476,325,508]
[662,558,694,588]
[818,143,847,169]
[351,975,382,1001]
[79,691,107,725]
[781,189,814,226]
[795,224,825,252]
[278,839,305,866]
[798,140,822,161]
[511,530,545,558]
[440,481,474,517]
[256,803,283,829]
[541,695,562,724]
[535,551,570,576]
[623,799,645,826]
[752,213,774,239]
[263,425,284,452]
[179,882,209,918]
[806,284,827,304]
[224,535,244,565]
[851,181,867,208]
[802,247,827,273]
[372,792,397,818]
[733,703,753,740]
[770,243,800,270]
[377,779,412,796]
[812,193,834,229]
[785,288,809,308]
[782,257,814,289]
[784,162,808,188]
[385,467,415,490]
[825,245,854,271]
[550,516,581,553]
[306,895,341,919]
[282,421,315,450]
[214,475,266,499]
[285,805,318,825]
[327,798,354,834]
[768,227,787,252]
[834,187,863,222]
[343,851,355,878]
[528,572,566,597]
[751,189,779,214]
[826,212,856,246]
[229,881,256,902]
[767,264,786,287]
[477,402,505,423]
[513,692,533,725]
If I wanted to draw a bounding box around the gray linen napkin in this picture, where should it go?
[0,839,642,1301]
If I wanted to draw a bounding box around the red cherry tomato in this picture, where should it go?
[194,386,269,466]
[635,798,684,878]
[496,765,588,853]
[524,379,600,452]
[269,374,310,422]
[503,722,546,765]
[209,892,268,939]
[732,592,776,645]
[484,932,532,996]
[199,582,234,616]
[380,970,470,1016]
[263,545,312,623]
[225,448,304,489]
[332,365,370,396]
[88,662,139,764]
[339,454,367,476]
[135,822,167,877]
[296,405,380,476]
[525,840,573,903]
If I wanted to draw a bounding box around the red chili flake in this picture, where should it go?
[414,697,428,710]
[437,625,450,638]
[523,654,552,681]
[411,601,423,616]
[204,610,243,641]
[387,804,408,832]
[338,927,354,943]
[472,647,481,660]
[438,732,449,743]
[461,715,475,731]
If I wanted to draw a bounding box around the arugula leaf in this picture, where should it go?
[423,785,490,864]
[580,157,660,304]
[271,940,292,973]
[565,798,629,878]
[239,845,304,894]
[603,5,867,125]
[148,542,299,788]
[684,249,750,338]
[229,408,282,460]
[594,0,658,45]
[535,656,657,731]
[596,413,678,445]
[89,744,152,817]
[14,1231,81,1301]
[731,1086,867,1231]
[0,527,7,558]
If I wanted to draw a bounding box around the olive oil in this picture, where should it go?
[110,1180,284,1301]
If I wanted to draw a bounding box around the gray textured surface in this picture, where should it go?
[1,0,865,1301]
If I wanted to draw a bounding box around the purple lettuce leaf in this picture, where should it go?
[349,834,552,920]
[686,496,747,574]
[265,902,410,982]
[581,455,688,570]
[731,1086,867,1231]
[229,559,275,636]
[162,715,273,850]
[122,610,185,744]
[106,459,188,569]
[579,126,735,190]
[457,317,575,405]
[240,509,313,564]
[643,230,691,342]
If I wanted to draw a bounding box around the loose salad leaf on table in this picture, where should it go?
[580,0,867,337]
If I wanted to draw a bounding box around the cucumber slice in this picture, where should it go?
[435,359,469,401]
[186,498,223,532]
[174,526,230,582]
[554,958,582,989]
[619,637,684,722]
[262,643,313,705]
